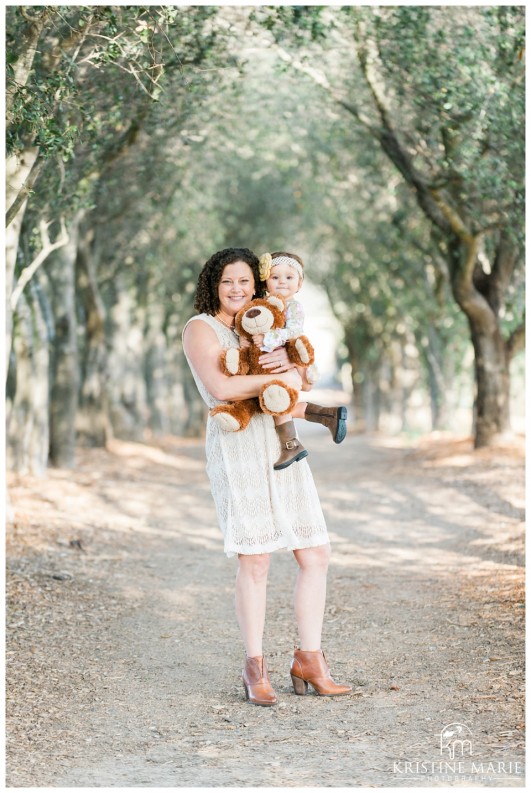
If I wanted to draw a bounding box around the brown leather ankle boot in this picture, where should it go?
[242,656,278,706]
[304,404,347,444]
[273,421,308,470]
[290,648,352,696]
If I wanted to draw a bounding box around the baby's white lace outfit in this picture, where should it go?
[183,314,329,558]
[261,298,305,352]
[261,298,319,384]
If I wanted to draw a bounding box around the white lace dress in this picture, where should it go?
[183,314,330,558]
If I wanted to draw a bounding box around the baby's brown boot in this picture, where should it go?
[274,421,308,470]
[305,404,347,444]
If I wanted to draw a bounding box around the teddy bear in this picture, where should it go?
[209,294,315,432]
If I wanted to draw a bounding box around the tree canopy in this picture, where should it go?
[5,5,525,473]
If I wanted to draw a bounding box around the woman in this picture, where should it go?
[182,247,351,705]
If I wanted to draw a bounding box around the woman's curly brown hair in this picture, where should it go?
[194,248,265,315]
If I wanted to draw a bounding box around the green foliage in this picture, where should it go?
[356,7,524,242]
[7,6,525,443]
[6,6,220,162]
[251,6,329,43]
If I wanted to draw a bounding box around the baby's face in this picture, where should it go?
[266,263,301,300]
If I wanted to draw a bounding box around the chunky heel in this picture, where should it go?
[291,674,308,695]
[290,649,352,696]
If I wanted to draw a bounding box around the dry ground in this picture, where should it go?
[5,425,525,788]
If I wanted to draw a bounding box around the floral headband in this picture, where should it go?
[258,252,304,282]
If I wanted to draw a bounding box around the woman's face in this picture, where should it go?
[218,260,255,315]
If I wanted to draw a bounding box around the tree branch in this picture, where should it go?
[273,36,456,242]
[6,155,45,227]
[354,34,455,236]
[506,317,525,360]
[428,188,474,244]
[274,45,377,132]
[6,7,52,123]
[10,218,69,312]
[491,230,519,289]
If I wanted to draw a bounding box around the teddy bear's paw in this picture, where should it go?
[210,411,242,432]
[224,347,241,375]
[286,336,315,367]
[260,384,293,415]
[294,338,313,365]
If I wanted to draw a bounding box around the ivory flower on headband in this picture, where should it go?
[259,252,273,281]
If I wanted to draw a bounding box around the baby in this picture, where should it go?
[254,251,347,470]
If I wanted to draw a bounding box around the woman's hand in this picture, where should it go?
[259,346,294,374]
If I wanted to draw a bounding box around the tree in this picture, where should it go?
[256,5,525,446]
[5,5,233,470]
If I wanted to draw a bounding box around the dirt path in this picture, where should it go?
[6,427,525,787]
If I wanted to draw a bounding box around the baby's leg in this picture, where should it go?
[272,402,307,426]
[291,401,307,420]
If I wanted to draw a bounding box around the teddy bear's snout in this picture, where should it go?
[245,308,261,319]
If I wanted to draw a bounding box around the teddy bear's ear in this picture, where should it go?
[266,295,285,312]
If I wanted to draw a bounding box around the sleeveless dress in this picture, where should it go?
[183,314,330,558]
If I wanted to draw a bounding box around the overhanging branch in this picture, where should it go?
[6,155,45,228]
[274,46,376,132]
[10,217,69,312]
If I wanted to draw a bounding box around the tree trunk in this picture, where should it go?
[5,148,39,373]
[420,325,449,431]
[426,358,442,431]
[106,275,148,440]
[344,334,366,431]
[76,225,109,446]
[48,219,81,467]
[28,279,51,474]
[467,317,510,447]
[381,350,401,432]
[350,374,365,431]
[144,299,170,435]
[347,359,366,431]
[448,236,513,447]
[363,367,381,432]
[181,358,207,437]
[165,315,188,435]
[6,286,49,475]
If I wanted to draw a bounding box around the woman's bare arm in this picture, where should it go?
[183,320,302,402]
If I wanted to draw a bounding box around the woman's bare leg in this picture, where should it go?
[292,544,331,650]
[235,553,271,657]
